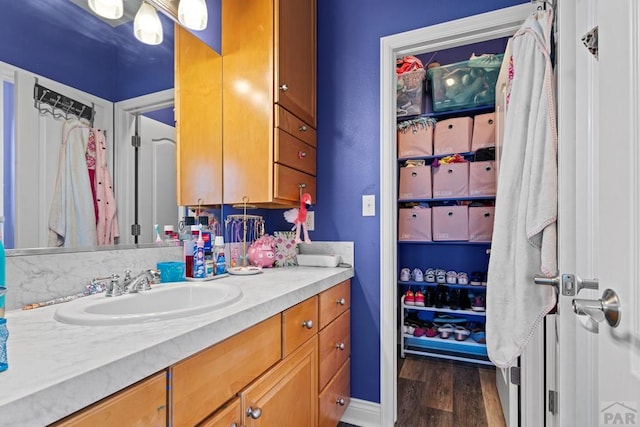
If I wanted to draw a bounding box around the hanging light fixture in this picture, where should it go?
[134,2,163,45]
[178,0,208,31]
[88,0,124,19]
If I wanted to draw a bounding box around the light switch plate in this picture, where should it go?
[362,195,375,216]
[305,211,315,231]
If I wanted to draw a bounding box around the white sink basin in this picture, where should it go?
[54,282,243,326]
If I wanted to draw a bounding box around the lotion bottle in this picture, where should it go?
[193,226,206,279]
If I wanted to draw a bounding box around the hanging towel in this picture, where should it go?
[48,119,98,247]
[485,9,558,368]
[94,129,120,245]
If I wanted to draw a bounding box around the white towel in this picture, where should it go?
[485,10,558,368]
[48,119,98,248]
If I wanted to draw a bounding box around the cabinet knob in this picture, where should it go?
[298,151,307,159]
[299,125,308,132]
[246,406,262,419]
[336,397,346,406]
[337,297,346,306]
[298,183,307,189]
[301,319,314,329]
[336,342,345,350]
[280,83,289,92]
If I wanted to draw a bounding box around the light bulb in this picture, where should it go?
[178,0,208,31]
[134,2,164,45]
[88,0,124,19]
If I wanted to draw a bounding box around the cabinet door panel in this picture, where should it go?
[53,371,167,427]
[319,279,351,329]
[275,105,317,147]
[318,359,350,427]
[319,309,351,391]
[283,296,318,357]
[274,164,316,205]
[276,0,316,127]
[200,397,242,427]
[175,25,223,206]
[242,336,318,427]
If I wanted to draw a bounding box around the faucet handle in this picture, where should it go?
[106,274,122,297]
[147,269,161,285]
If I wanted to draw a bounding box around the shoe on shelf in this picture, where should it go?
[446,270,458,284]
[457,271,469,285]
[437,323,455,339]
[424,287,435,307]
[453,326,471,341]
[400,268,411,282]
[435,269,447,284]
[459,290,472,310]
[424,268,436,283]
[435,285,449,308]
[412,268,424,282]
[481,271,488,286]
[470,271,483,286]
[448,288,460,310]
[414,290,425,307]
[404,289,415,305]
[471,295,485,312]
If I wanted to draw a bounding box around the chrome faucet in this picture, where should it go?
[122,269,161,293]
[105,274,122,297]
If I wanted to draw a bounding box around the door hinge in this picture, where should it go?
[549,390,558,414]
[131,224,141,236]
[510,366,520,385]
[131,134,141,148]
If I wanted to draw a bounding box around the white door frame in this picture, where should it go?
[114,89,174,245]
[379,4,536,426]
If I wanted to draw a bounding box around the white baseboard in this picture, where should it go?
[340,398,382,427]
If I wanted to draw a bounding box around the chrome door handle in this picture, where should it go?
[534,273,599,296]
[572,288,621,327]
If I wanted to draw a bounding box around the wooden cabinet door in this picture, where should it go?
[241,336,318,427]
[52,371,167,427]
[276,0,317,128]
[175,25,223,206]
[200,397,242,427]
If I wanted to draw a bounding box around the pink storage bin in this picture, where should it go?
[397,124,433,158]
[469,161,497,196]
[398,207,432,241]
[471,112,496,151]
[399,165,432,200]
[432,162,469,198]
[433,117,473,155]
[469,206,495,242]
[432,205,469,241]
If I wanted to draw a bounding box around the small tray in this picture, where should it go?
[185,274,229,282]
[296,254,341,268]
[227,266,263,276]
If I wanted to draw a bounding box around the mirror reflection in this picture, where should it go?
[0,0,179,251]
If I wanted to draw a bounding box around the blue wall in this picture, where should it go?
[314,0,527,404]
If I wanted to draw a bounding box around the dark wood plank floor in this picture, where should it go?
[339,355,506,427]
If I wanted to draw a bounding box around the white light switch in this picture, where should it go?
[362,195,376,216]
[305,211,315,231]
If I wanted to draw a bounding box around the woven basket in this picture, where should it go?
[397,68,426,91]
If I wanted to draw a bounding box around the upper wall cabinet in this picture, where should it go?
[222,0,317,207]
[175,25,223,207]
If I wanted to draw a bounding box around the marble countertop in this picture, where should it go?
[0,266,354,427]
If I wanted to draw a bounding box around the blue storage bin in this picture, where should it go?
[157,261,186,283]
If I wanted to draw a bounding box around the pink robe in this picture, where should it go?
[93,130,120,245]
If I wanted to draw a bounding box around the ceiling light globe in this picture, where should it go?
[88,0,124,20]
[134,3,164,45]
[178,0,208,31]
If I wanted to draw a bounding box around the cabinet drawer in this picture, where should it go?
[319,309,350,391]
[200,397,242,427]
[319,279,351,329]
[275,105,317,147]
[318,358,350,427]
[283,296,318,357]
[171,315,281,426]
[275,128,317,176]
[274,164,316,204]
[53,371,167,427]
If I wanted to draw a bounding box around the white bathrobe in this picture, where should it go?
[48,119,98,247]
[485,10,558,368]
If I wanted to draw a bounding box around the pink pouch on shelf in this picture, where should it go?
[471,112,496,151]
[399,165,432,200]
[433,117,473,155]
[468,206,495,242]
[398,208,432,241]
[432,162,469,198]
[432,205,469,241]
[469,161,496,196]
[397,125,433,158]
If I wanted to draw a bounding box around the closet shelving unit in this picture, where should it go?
[397,105,495,366]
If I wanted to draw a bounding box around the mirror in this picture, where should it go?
[0,0,220,253]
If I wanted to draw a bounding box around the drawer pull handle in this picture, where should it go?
[299,125,308,132]
[336,342,345,350]
[231,423,238,427]
[302,320,314,329]
[298,183,307,189]
[337,297,346,306]
[298,151,307,159]
[246,406,263,419]
[336,397,346,406]
[280,83,289,92]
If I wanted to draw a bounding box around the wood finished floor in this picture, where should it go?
[339,355,506,427]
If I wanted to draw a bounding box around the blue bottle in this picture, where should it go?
[0,231,5,317]
[193,227,206,279]
[214,236,226,275]
[0,318,7,372]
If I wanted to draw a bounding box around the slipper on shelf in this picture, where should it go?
[437,323,455,339]
[453,326,470,341]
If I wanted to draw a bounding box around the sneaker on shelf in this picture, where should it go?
[424,268,436,283]
[412,268,424,282]
[404,289,415,305]
[399,268,411,282]
[457,271,469,285]
[435,269,447,284]
[414,290,425,307]
[481,271,488,286]
[446,270,458,284]
[471,295,486,312]
[470,271,483,286]
[425,287,435,307]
